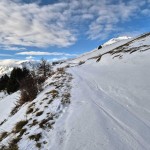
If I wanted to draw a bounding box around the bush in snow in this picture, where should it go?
[29,133,42,142]
[14,120,28,133]
[57,67,65,74]
[20,74,38,104]
[0,132,8,142]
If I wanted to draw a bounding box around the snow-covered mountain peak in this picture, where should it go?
[0,60,39,76]
[102,36,132,47]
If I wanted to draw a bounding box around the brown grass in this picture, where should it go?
[14,120,28,133]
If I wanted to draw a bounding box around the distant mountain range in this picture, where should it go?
[0,60,39,76]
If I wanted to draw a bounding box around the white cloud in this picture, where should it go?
[0,0,148,50]
[0,54,12,57]
[26,56,35,60]
[0,59,20,66]
[85,0,144,39]
[0,46,26,51]
[16,51,77,56]
[0,0,76,49]
[49,57,68,62]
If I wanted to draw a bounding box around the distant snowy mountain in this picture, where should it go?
[102,36,132,47]
[0,60,39,76]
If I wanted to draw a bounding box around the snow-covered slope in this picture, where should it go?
[50,32,150,150]
[0,32,150,150]
[67,36,132,64]
[102,36,132,47]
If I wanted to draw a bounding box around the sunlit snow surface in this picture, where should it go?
[0,33,150,150]
[50,33,150,150]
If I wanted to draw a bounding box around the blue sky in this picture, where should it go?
[0,0,150,61]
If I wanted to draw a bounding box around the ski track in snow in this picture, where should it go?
[52,49,150,150]
[60,66,150,150]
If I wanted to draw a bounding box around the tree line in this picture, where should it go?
[0,59,52,103]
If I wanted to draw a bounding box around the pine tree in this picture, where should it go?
[0,74,9,91]
[6,67,30,94]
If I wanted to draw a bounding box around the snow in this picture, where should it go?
[0,60,39,76]
[49,34,150,150]
[102,36,132,47]
[0,33,150,150]
[0,91,20,123]
[0,92,7,101]
[68,37,132,64]
[0,68,72,149]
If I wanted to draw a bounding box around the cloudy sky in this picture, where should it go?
[0,0,149,61]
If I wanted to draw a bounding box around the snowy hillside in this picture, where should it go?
[0,33,150,150]
[67,36,132,64]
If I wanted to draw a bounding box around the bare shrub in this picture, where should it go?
[20,74,38,104]
[48,89,59,98]
[61,93,71,104]
[57,67,65,74]
[38,58,52,77]
[10,102,21,116]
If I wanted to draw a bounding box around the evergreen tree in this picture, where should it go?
[0,74,9,91]
[6,67,30,94]
[7,78,19,94]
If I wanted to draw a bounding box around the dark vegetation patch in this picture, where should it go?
[36,111,43,116]
[47,99,53,104]
[14,120,28,133]
[46,89,59,98]
[39,119,52,129]
[29,133,42,142]
[10,102,22,116]
[1,136,21,150]
[26,107,34,114]
[36,143,42,148]
[0,132,8,142]
[19,128,27,137]
[61,93,71,104]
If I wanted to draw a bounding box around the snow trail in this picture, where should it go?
[52,49,150,150]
